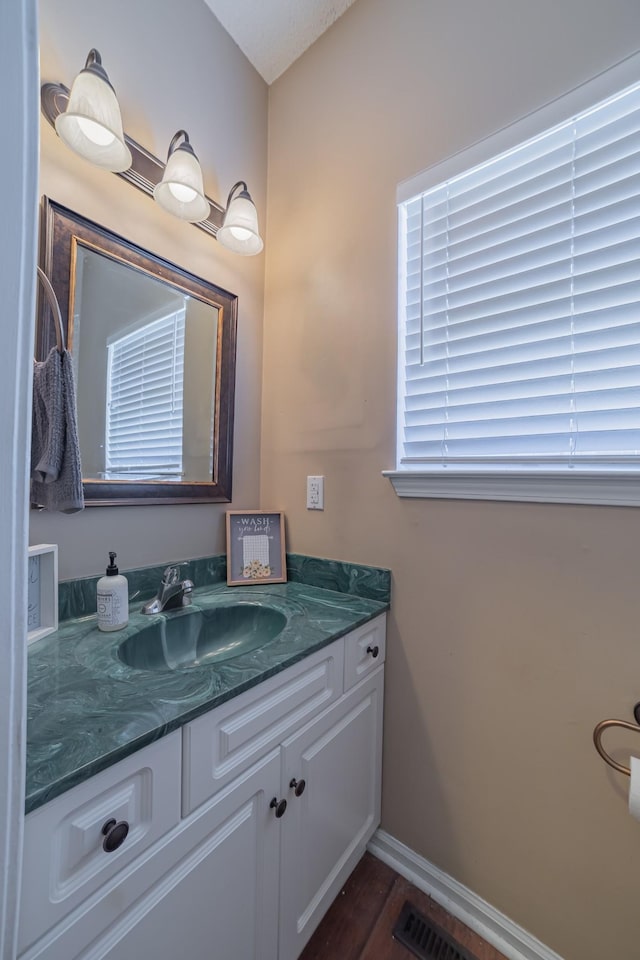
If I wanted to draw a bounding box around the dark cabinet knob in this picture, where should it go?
[289,777,306,797]
[270,797,287,818]
[366,644,379,659]
[101,818,129,853]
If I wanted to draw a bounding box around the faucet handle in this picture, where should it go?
[162,563,189,585]
[162,565,179,585]
[162,564,178,586]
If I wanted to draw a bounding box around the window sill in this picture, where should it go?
[382,470,640,507]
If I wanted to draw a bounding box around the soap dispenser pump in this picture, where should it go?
[96,551,129,632]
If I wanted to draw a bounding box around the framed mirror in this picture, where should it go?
[37,197,237,505]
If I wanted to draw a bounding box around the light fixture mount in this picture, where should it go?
[80,48,113,90]
[167,129,196,160]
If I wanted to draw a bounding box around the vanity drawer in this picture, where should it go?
[343,614,386,691]
[182,638,344,815]
[19,732,182,954]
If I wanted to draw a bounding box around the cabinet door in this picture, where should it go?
[94,750,281,960]
[27,750,282,960]
[279,668,384,960]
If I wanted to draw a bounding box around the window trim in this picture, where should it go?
[383,469,640,506]
[389,50,640,507]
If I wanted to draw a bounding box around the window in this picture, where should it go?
[105,308,185,480]
[388,56,640,506]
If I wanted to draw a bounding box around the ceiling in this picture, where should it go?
[202,0,357,84]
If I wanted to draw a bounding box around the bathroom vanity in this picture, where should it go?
[20,558,389,960]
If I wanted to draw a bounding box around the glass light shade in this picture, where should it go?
[55,69,131,172]
[217,193,264,256]
[153,145,210,223]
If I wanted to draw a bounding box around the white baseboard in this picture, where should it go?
[367,830,564,960]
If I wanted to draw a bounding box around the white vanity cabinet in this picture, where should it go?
[20,613,386,960]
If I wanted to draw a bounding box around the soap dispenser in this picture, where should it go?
[96,552,129,632]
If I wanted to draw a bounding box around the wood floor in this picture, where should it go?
[300,853,509,960]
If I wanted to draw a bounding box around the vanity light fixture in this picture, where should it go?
[41,50,264,255]
[216,182,264,256]
[153,130,210,223]
[54,49,132,172]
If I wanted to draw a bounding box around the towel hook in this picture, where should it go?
[592,718,640,778]
[36,267,65,354]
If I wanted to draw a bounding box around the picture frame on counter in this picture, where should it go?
[226,511,287,586]
[27,543,58,644]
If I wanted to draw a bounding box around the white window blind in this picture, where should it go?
[397,76,640,491]
[106,309,185,480]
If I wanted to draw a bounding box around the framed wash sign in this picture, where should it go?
[226,511,286,586]
[27,543,58,643]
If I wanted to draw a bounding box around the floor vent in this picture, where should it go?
[392,900,477,960]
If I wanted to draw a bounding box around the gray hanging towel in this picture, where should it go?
[31,346,84,513]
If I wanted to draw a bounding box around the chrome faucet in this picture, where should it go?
[141,565,194,614]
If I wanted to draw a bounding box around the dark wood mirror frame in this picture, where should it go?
[38,197,237,506]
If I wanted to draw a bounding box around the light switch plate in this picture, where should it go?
[306,476,324,510]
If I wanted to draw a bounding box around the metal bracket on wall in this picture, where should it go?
[40,82,225,239]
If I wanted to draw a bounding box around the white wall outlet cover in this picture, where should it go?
[307,476,324,510]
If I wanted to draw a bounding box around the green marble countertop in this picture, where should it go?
[27,580,388,814]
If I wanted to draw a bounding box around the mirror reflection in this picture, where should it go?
[38,198,237,505]
[73,247,218,483]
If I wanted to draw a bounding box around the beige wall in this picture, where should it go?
[33,0,268,580]
[263,2,640,958]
